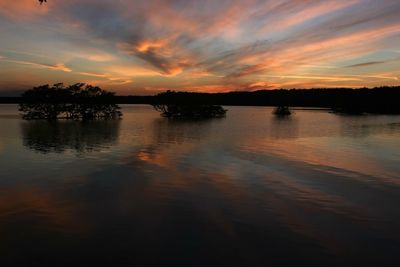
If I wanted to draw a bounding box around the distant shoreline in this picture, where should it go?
[1,87,400,114]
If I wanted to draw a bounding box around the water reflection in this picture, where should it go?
[339,117,400,138]
[1,106,400,266]
[152,118,218,144]
[269,116,299,139]
[20,120,120,154]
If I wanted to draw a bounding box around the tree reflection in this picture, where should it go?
[152,118,216,144]
[21,120,120,154]
[270,116,299,139]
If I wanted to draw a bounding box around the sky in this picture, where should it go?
[0,0,399,96]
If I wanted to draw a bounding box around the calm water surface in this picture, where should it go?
[1,104,400,266]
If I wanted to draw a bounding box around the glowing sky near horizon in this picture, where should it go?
[0,0,399,95]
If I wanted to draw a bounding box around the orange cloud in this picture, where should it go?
[106,65,162,77]
[135,40,168,53]
[75,52,115,62]
[118,40,191,76]
[1,58,72,72]
[79,72,108,78]
[0,0,48,19]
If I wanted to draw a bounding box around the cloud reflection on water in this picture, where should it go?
[0,106,399,265]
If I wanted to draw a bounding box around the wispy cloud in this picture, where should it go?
[1,58,72,72]
[79,72,108,78]
[346,61,386,68]
[259,0,360,33]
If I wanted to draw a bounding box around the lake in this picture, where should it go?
[1,104,400,266]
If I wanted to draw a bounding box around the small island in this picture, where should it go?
[19,83,122,121]
[152,91,227,119]
[273,106,292,116]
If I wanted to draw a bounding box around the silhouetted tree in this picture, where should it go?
[38,0,47,5]
[152,91,227,119]
[66,83,122,120]
[273,106,291,116]
[19,83,122,121]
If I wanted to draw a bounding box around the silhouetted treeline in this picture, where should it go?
[148,87,400,114]
[3,86,400,114]
[149,87,400,114]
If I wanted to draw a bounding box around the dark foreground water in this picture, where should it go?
[1,104,400,266]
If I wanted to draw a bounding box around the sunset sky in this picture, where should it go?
[0,0,399,95]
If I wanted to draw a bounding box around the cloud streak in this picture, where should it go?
[1,58,72,72]
[346,61,386,68]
